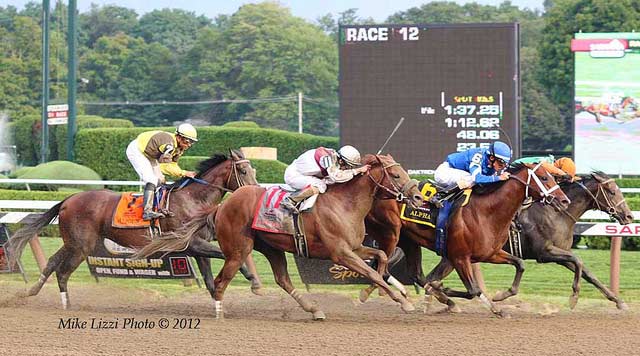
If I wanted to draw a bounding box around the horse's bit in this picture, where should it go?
[367,156,418,203]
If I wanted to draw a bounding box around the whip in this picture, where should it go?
[376,117,405,155]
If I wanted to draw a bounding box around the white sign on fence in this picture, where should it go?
[47,104,68,125]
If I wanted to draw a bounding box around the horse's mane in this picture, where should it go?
[196,153,228,177]
[471,162,527,195]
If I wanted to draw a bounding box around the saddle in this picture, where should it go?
[111,187,169,229]
[251,186,312,257]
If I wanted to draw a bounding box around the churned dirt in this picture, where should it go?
[0,282,638,356]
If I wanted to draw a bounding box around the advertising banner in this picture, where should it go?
[573,33,640,175]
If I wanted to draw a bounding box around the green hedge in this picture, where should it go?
[75,126,338,181]
[0,189,77,202]
[0,160,103,191]
[222,121,260,128]
[10,115,133,166]
[171,156,287,184]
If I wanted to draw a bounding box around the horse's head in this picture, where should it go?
[362,154,423,208]
[580,172,634,224]
[509,162,570,209]
[196,149,258,191]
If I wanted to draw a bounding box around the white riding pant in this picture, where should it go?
[284,165,327,193]
[126,139,163,186]
[434,162,475,189]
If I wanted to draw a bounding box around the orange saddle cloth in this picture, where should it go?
[112,193,158,229]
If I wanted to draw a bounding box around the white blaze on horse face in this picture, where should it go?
[527,163,560,199]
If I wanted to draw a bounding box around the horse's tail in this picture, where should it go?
[132,204,220,258]
[5,200,65,267]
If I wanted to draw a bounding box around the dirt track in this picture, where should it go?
[0,283,638,356]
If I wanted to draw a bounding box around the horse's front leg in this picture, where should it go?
[558,260,627,310]
[422,257,459,313]
[534,245,585,309]
[337,246,414,313]
[486,249,526,303]
[358,222,401,303]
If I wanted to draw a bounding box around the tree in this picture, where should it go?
[133,9,211,55]
[79,4,139,48]
[181,3,339,134]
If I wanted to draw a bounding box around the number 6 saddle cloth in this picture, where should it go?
[400,181,471,228]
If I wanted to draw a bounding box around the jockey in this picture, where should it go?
[514,155,577,182]
[126,123,198,220]
[429,141,512,207]
[280,145,370,212]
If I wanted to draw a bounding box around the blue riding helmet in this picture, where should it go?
[487,141,512,164]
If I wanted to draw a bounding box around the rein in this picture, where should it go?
[576,178,627,220]
[366,156,417,203]
[508,162,560,204]
[227,159,250,190]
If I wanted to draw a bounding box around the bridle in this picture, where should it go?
[366,155,418,203]
[508,162,561,205]
[576,177,627,221]
[227,158,251,190]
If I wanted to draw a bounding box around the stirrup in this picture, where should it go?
[280,198,299,213]
[428,196,443,208]
[143,210,165,220]
[159,208,175,217]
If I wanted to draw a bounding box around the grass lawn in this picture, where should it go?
[2,237,640,304]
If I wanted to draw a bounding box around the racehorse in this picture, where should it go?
[578,96,640,123]
[138,154,424,320]
[502,171,634,309]
[363,162,570,316]
[6,149,262,309]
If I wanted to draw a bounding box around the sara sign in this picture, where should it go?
[573,32,640,175]
[576,223,640,237]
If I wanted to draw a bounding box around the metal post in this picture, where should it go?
[298,92,303,134]
[40,0,50,164]
[610,236,622,295]
[66,0,78,161]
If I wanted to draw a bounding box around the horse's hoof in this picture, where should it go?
[495,310,510,319]
[492,290,510,302]
[251,286,265,296]
[312,311,326,320]
[568,295,579,310]
[617,301,629,311]
[448,304,462,313]
[358,289,371,303]
[401,300,415,313]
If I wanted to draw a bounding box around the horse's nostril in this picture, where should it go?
[562,199,570,205]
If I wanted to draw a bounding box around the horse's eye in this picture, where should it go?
[541,176,548,181]
[241,169,247,175]
[392,173,400,179]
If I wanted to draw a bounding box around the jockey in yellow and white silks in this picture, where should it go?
[280,145,369,212]
[126,123,198,220]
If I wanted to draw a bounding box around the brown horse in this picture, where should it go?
[6,149,260,309]
[364,162,570,316]
[140,154,424,320]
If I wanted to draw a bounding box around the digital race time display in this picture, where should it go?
[339,24,520,172]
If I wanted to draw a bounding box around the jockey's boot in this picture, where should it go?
[142,183,165,220]
[280,186,320,213]
[428,184,461,208]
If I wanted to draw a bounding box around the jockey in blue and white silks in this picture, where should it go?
[434,141,512,190]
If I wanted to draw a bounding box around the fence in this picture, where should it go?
[0,178,638,294]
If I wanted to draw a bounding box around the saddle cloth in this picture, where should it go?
[399,181,472,227]
[251,186,295,234]
[111,192,161,229]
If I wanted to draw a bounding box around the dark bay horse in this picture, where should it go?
[364,162,570,316]
[6,149,261,309]
[139,154,424,320]
[502,171,634,309]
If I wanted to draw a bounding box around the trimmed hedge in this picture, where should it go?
[0,189,77,202]
[170,156,287,184]
[5,160,103,191]
[75,126,338,181]
[10,115,134,166]
[222,121,260,128]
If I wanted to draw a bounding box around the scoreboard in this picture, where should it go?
[339,23,520,172]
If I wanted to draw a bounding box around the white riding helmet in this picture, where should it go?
[338,145,361,167]
[176,123,198,142]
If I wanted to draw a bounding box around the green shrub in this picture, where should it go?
[176,156,287,184]
[222,121,260,128]
[1,161,103,191]
[53,116,133,160]
[75,126,338,181]
[622,237,640,251]
[0,189,76,201]
[583,236,611,250]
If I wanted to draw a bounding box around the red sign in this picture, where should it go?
[571,38,628,52]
